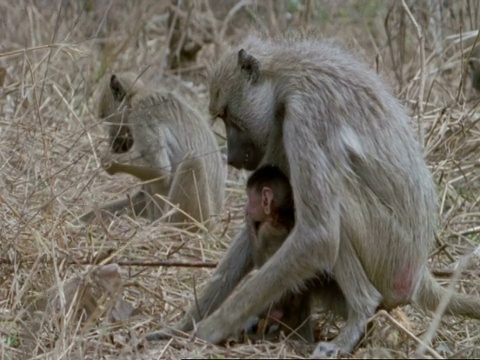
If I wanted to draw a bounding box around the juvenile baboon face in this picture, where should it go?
[208,49,276,170]
[245,187,272,229]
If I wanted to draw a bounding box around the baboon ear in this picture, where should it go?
[110,74,126,101]
[238,49,260,83]
[261,187,274,215]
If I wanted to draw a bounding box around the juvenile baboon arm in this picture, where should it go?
[79,189,148,222]
[166,157,212,226]
[106,161,169,185]
[314,279,348,320]
[146,226,254,341]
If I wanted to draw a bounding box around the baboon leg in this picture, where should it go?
[314,278,348,320]
[146,226,254,341]
[246,281,341,344]
[277,293,314,343]
[164,157,212,227]
[193,226,325,344]
[106,161,171,202]
[312,239,382,358]
[79,189,148,222]
[103,161,173,221]
[247,294,314,343]
[262,280,345,343]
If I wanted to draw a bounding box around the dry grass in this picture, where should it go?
[1,0,480,359]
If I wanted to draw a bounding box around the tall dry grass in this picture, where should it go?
[1,0,480,358]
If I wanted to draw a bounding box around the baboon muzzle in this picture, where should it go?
[110,126,134,153]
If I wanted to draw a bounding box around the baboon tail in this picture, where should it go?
[415,272,480,319]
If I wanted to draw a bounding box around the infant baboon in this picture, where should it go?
[80,73,226,229]
[243,164,314,343]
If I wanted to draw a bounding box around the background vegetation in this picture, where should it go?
[1,0,480,358]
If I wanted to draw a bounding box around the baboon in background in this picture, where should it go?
[80,73,226,229]
[243,164,315,343]
[147,34,480,357]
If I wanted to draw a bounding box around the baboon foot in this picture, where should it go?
[311,342,348,359]
[195,317,229,344]
[78,209,116,224]
[243,315,280,341]
[146,327,184,341]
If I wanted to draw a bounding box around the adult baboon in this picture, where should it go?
[148,34,480,357]
[80,73,226,229]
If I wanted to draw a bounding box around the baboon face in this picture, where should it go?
[109,124,134,154]
[245,188,268,229]
[225,123,263,170]
[208,49,277,170]
[103,74,135,154]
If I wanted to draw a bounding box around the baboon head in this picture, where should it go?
[208,48,277,170]
[99,73,140,154]
[245,165,293,229]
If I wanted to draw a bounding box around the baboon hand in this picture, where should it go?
[101,157,116,176]
[243,315,280,341]
[311,342,348,359]
[195,314,231,344]
[145,327,181,341]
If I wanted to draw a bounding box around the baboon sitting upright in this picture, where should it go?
[147,34,480,358]
[80,73,226,229]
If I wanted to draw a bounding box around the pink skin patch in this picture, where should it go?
[266,308,285,324]
[392,266,416,304]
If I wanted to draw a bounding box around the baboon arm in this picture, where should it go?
[166,157,213,225]
[195,224,330,344]
[79,190,147,222]
[106,161,169,185]
[194,109,344,344]
[148,226,254,337]
[182,225,254,328]
[281,108,342,266]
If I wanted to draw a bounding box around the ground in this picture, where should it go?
[1,1,480,359]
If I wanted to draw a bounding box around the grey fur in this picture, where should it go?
[148,34,480,357]
[80,73,225,229]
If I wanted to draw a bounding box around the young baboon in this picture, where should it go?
[148,34,480,357]
[80,73,226,229]
[243,164,315,343]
